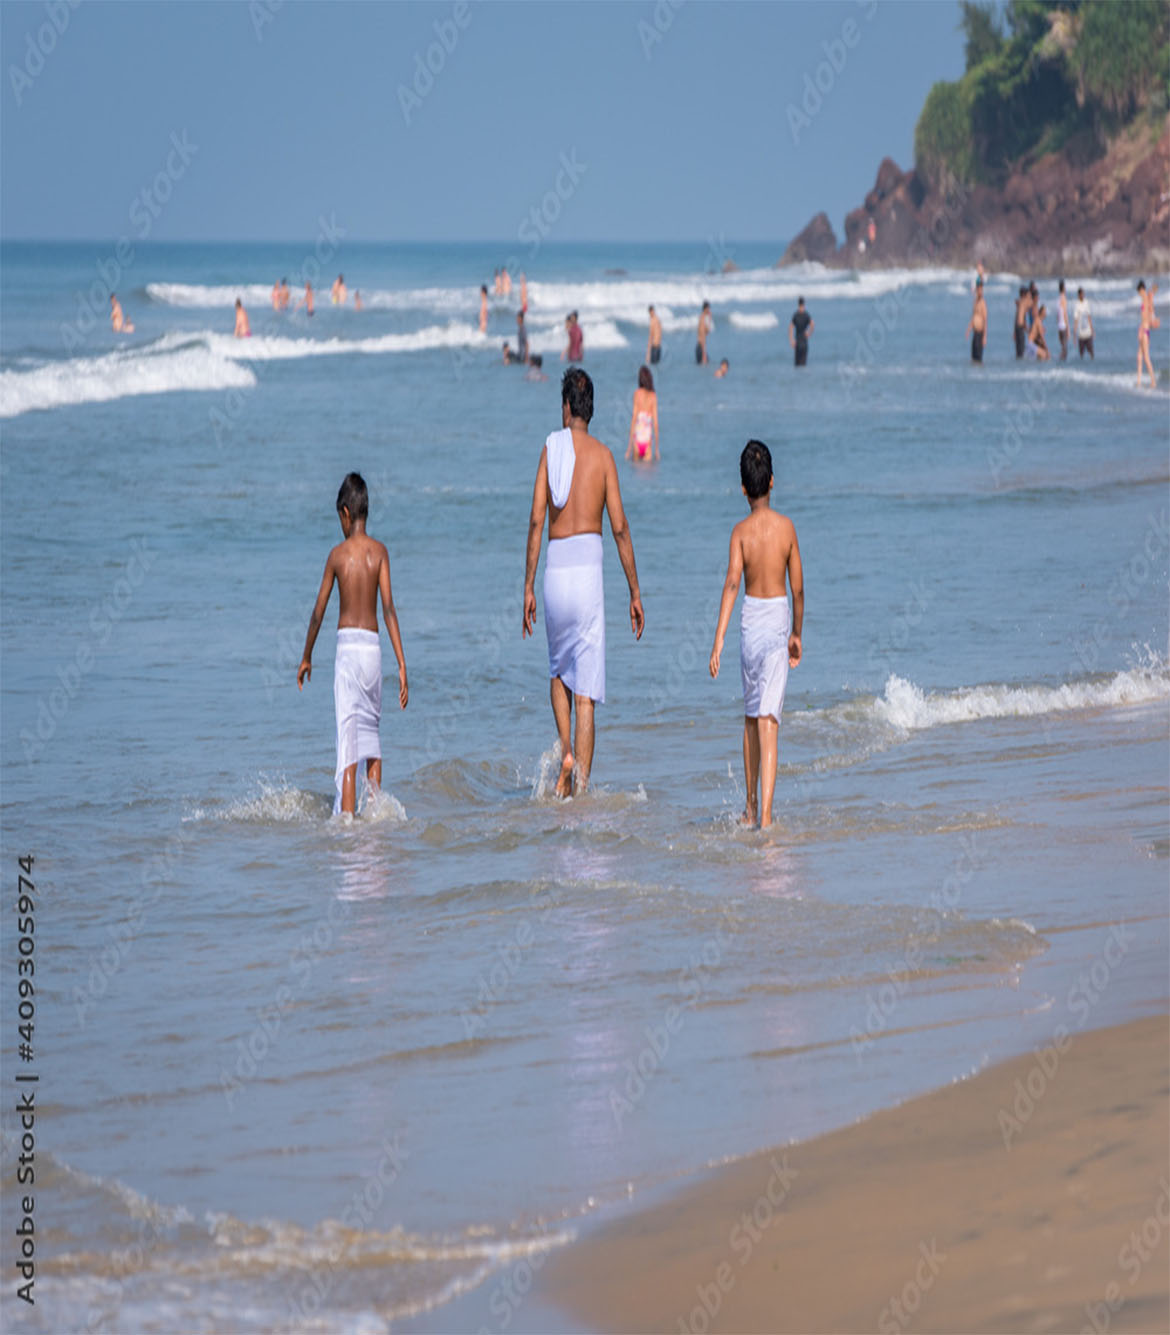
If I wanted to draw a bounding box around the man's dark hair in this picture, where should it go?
[1019,285,1026,296]
[562,367,593,423]
[797,296,805,307]
[638,364,654,391]
[740,440,773,499]
[337,472,368,521]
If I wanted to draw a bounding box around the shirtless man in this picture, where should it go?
[1057,279,1069,360]
[272,280,282,311]
[523,369,644,797]
[234,298,251,338]
[966,278,987,363]
[709,440,803,830]
[279,278,291,310]
[1014,286,1029,358]
[300,281,315,317]
[646,305,663,364]
[331,274,347,305]
[696,301,713,365]
[109,294,134,333]
[1137,279,1159,388]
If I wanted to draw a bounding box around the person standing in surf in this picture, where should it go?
[967,277,987,364]
[523,369,644,798]
[298,473,409,815]
[789,297,813,367]
[696,301,713,365]
[626,365,659,463]
[709,440,803,831]
[1137,279,1159,388]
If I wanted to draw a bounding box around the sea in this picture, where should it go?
[1,240,1167,1334]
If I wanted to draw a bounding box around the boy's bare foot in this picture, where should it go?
[555,749,575,799]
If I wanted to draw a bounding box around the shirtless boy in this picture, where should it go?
[1137,280,1159,388]
[524,369,644,797]
[709,440,803,830]
[298,473,408,815]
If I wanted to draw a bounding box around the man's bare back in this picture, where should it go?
[547,426,613,540]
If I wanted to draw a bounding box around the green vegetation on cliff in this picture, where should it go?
[914,0,1169,188]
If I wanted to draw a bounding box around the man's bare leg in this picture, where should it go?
[550,677,574,797]
[741,716,759,826]
[758,716,779,829]
[340,762,358,815]
[573,694,595,793]
[366,757,382,795]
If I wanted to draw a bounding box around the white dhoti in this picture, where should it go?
[333,628,382,812]
[543,533,605,703]
[740,595,791,723]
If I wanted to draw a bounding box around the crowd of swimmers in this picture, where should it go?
[968,266,1160,386]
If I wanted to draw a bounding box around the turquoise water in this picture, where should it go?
[1,241,1167,1332]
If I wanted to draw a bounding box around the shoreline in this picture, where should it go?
[524,1013,1169,1334]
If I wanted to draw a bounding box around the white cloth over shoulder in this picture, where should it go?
[740,595,791,724]
[334,628,382,813]
[546,427,575,508]
[544,533,605,703]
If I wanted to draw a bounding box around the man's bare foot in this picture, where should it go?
[555,749,574,799]
[760,814,772,830]
[739,808,756,827]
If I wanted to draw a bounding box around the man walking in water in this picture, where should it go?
[789,297,813,367]
[966,276,987,363]
[523,369,644,797]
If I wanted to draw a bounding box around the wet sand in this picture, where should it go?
[537,1014,1169,1333]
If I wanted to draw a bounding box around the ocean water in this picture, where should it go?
[1,240,1167,1333]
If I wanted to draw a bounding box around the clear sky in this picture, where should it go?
[1,0,965,246]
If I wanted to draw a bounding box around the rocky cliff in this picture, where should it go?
[780,117,1169,276]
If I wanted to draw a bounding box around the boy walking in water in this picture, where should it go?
[298,473,408,814]
[709,441,803,829]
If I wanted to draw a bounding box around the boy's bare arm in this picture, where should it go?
[522,449,549,637]
[709,527,744,678]
[297,551,337,688]
[378,545,409,709]
[787,524,804,667]
[604,453,644,639]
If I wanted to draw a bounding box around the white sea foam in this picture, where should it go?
[873,664,1170,732]
[0,340,256,418]
[729,310,780,330]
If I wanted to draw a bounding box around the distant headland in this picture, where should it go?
[779,0,1170,277]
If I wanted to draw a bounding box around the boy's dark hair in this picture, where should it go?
[530,354,543,368]
[337,472,368,521]
[740,440,773,499]
[562,367,594,423]
[1137,279,1146,291]
[638,364,654,391]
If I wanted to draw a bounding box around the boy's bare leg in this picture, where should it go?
[340,762,358,815]
[550,677,574,797]
[573,694,595,792]
[741,717,759,826]
[758,716,779,829]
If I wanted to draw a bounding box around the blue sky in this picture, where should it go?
[1,0,965,244]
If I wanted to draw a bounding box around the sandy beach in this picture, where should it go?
[536,1014,1170,1334]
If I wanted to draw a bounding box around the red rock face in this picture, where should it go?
[778,118,1170,275]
